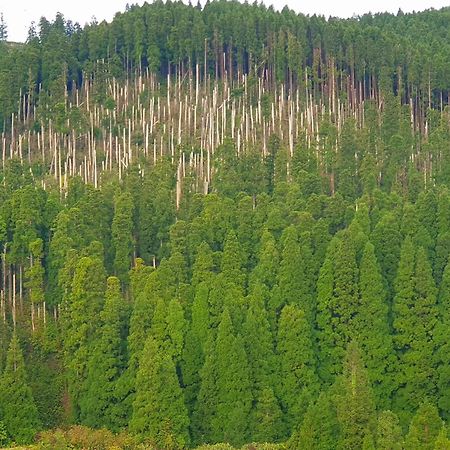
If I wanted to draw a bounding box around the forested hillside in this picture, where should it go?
[1,1,450,449]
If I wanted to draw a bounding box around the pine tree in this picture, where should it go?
[277,304,319,436]
[130,336,189,449]
[0,335,40,444]
[79,277,127,430]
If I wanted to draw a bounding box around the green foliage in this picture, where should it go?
[193,309,252,447]
[112,191,135,284]
[335,342,376,450]
[130,335,189,449]
[79,277,127,431]
[0,334,40,444]
[276,304,318,436]
[405,403,442,450]
[3,4,450,447]
[376,410,403,450]
[393,240,438,424]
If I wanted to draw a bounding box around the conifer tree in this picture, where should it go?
[405,403,442,450]
[130,336,189,449]
[335,342,376,450]
[0,334,40,444]
[63,254,106,420]
[372,212,402,295]
[316,232,359,383]
[243,283,282,440]
[436,259,450,419]
[46,210,75,306]
[277,304,319,436]
[25,238,45,303]
[221,229,245,288]
[191,241,215,287]
[250,229,279,290]
[271,226,313,323]
[79,277,127,430]
[393,240,438,423]
[434,426,450,449]
[252,386,284,443]
[193,309,252,446]
[356,241,394,409]
[243,283,276,394]
[165,298,187,364]
[290,389,339,450]
[181,276,213,414]
[115,259,153,420]
[112,191,134,284]
[376,410,403,450]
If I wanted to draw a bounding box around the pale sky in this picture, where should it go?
[2,0,449,43]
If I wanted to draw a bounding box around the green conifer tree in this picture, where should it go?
[79,277,127,430]
[335,342,376,450]
[130,336,189,449]
[0,335,40,444]
[316,232,359,383]
[436,259,450,419]
[372,212,402,296]
[250,229,279,290]
[112,191,135,284]
[193,309,252,446]
[243,283,282,441]
[405,403,442,450]
[356,241,394,409]
[376,410,403,450]
[252,386,284,443]
[271,226,313,323]
[434,426,450,450]
[290,389,339,450]
[63,254,106,420]
[393,240,438,424]
[277,304,319,436]
[181,277,213,415]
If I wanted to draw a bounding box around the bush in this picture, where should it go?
[37,425,139,450]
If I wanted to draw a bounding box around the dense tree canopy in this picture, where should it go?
[1,1,450,449]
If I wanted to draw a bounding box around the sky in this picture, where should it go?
[2,0,449,43]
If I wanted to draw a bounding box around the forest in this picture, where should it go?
[1,1,450,449]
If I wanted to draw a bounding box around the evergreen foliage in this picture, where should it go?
[1,2,450,447]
